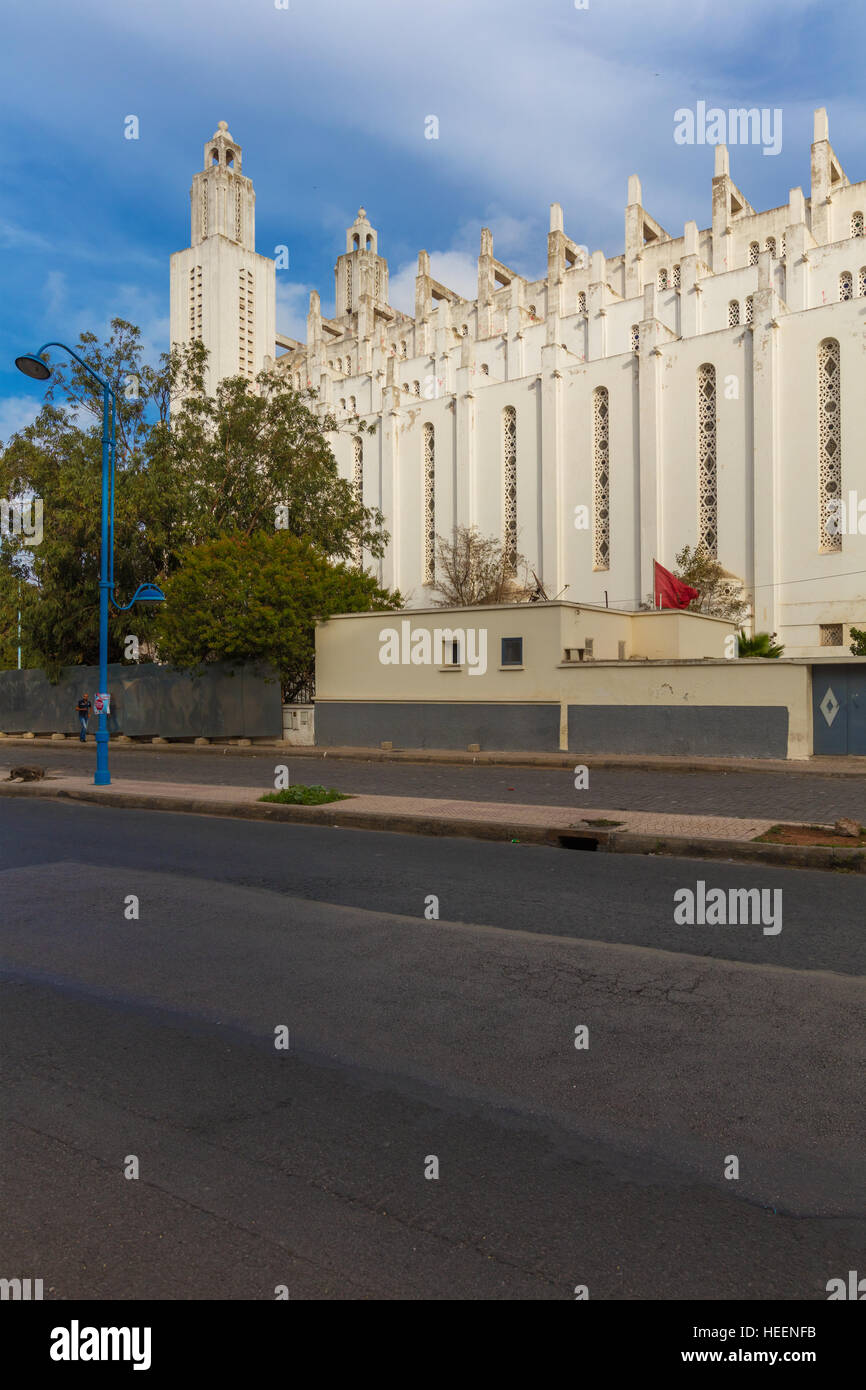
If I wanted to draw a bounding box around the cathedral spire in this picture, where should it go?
[190,120,254,250]
[335,207,389,319]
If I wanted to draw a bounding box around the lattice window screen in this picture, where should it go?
[423,423,435,585]
[839,272,853,301]
[353,436,363,564]
[697,364,718,557]
[503,406,517,574]
[592,387,610,571]
[818,339,842,552]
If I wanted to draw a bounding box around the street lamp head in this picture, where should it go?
[14,354,51,382]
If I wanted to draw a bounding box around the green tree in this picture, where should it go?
[850,626,866,655]
[0,322,387,675]
[673,545,750,625]
[154,532,401,701]
[738,630,784,658]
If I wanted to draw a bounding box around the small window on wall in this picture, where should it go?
[501,637,523,667]
[820,623,843,646]
[444,639,461,665]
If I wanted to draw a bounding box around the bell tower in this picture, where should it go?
[170,121,275,395]
[335,208,390,319]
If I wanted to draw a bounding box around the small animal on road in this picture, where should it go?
[5,765,46,782]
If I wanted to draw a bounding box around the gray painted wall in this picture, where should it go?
[568,704,789,758]
[0,662,282,739]
[316,702,560,751]
[316,699,789,757]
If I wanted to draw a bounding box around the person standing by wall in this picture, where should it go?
[76,692,91,743]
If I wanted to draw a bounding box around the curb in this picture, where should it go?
[2,782,864,873]
[1,735,866,776]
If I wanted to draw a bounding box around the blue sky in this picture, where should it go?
[2,0,864,440]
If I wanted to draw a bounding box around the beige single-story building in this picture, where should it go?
[313,601,866,758]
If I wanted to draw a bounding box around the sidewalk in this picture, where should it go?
[2,769,864,873]
[1,733,866,775]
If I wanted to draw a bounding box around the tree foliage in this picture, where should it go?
[738,630,784,658]
[433,525,539,606]
[0,321,388,676]
[674,545,750,625]
[154,532,400,701]
[850,626,866,655]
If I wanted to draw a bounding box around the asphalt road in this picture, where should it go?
[4,742,866,823]
[1,801,863,1300]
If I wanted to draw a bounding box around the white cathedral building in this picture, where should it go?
[170,112,866,658]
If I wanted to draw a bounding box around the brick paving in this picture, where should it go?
[3,773,778,842]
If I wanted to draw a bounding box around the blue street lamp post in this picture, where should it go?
[15,344,164,786]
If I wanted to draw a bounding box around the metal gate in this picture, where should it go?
[811,664,866,755]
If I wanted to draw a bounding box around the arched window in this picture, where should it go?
[352,436,363,565]
[697,364,718,557]
[765,237,777,258]
[352,234,360,250]
[339,398,346,411]
[852,211,864,238]
[402,382,409,393]
[423,423,435,585]
[503,406,517,574]
[413,380,421,396]
[672,264,681,288]
[840,271,854,301]
[728,300,740,327]
[859,268,866,297]
[366,235,372,249]
[527,307,536,320]
[349,395,356,413]
[630,325,639,352]
[577,291,587,313]
[657,268,668,290]
[226,150,234,168]
[480,363,489,375]
[592,387,610,571]
[336,357,343,373]
[400,341,408,359]
[460,323,469,336]
[745,294,754,325]
[818,338,842,552]
[780,234,786,259]
[749,241,759,266]
[210,148,219,165]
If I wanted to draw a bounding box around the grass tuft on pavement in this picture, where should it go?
[260,784,350,806]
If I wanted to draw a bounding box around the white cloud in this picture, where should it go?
[276,279,321,340]
[43,270,67,317]
[388,251,479,315]
[0,395,41,445]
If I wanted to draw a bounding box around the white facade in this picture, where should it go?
[170,122,275,396]
[172,111,866,658]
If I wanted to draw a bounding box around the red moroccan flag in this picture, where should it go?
[653,560,699,610]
